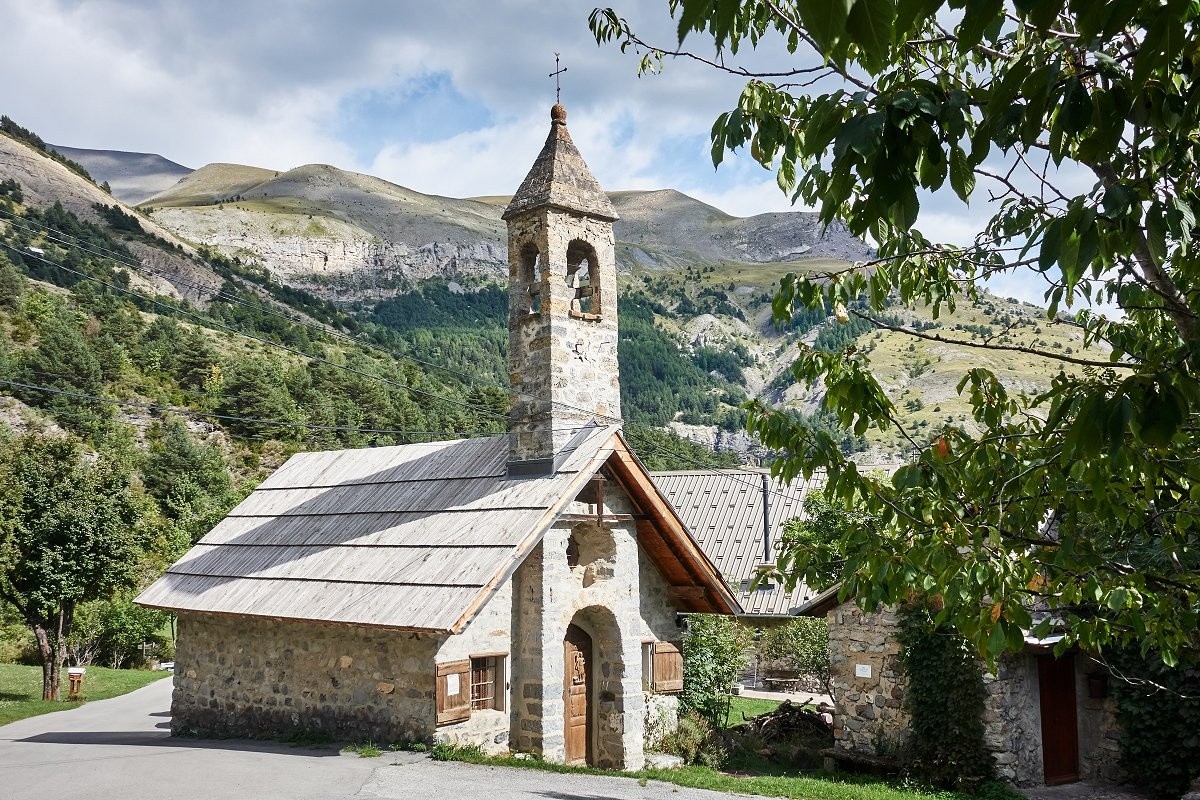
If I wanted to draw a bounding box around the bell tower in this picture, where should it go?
[503,104,621,471]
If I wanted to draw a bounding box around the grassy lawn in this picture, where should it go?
[426,695,1023,800]
[0,663,169,727]
[431,747,1021,800]
[728,695,784,723]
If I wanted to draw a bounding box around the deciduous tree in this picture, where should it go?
[593,0,1200,665]
[0,433,148,698]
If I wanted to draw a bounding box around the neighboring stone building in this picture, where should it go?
[136,105,741,768]
[827,601,1121,787]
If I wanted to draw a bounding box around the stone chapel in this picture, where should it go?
[137,104,741,767]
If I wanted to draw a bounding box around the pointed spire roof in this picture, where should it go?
[502,104,618,222]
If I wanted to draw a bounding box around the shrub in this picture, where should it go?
[656,709,728,769]
[1110,647,1200,799]
[897,605,994,792]
[681,615,752,727]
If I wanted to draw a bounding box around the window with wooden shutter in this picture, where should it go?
[435,659,471,725]
[652,641,684,693]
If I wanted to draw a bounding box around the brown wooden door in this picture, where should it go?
[564,624,592,764]
[1038,653,1080,785]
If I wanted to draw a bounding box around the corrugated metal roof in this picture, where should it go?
[651,469,826,618]
[138,426,620,633]
[138,426,743,632]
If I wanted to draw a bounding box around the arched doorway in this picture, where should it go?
[563,624,593,764]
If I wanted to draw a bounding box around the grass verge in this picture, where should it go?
[428,744,1024,800]
[727,695,785,723]
[0,663,169,727]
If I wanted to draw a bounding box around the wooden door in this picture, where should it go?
[1038,653,1080,785]
[563,624,593,764]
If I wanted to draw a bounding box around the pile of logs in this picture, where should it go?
[728,699,835,763]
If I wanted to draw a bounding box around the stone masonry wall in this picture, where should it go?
[172,613,438,744]
[507,208,620,462]
[511,478,681,769]
[432,577,515,754]
[831,602,1123,787]
[1075,655,1122,784]
[827,602,909,758]
[982,654,1043,784]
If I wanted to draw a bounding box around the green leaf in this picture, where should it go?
[834,112,885,159]
[845,0,896,71]
[948,146,975,201]
[1107,587,1128,611]
[796,0,853,54]
[1146,202,1168,265]
[676,0,715,45]
[1137,380,1186,447]
[958,0,1003,49]
[1059,77,1092,136]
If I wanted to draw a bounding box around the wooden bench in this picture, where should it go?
[761,670,804,692]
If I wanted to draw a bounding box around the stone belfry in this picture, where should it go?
[503,104,621,469]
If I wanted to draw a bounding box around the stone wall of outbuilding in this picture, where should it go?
[171,613,438,743]
[827,603,909,757]
[828,601,1124,787]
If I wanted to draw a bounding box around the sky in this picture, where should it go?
[0,0,1057,305]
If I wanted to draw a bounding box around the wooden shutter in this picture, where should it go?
[436,659,471,725]
[652,641,684,693]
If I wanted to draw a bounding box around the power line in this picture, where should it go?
[0,378,504,439]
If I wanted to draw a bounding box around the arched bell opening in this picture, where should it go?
[565,239,600,318]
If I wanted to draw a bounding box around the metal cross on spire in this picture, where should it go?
[549,53,567,103]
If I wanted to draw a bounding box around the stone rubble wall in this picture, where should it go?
[171,613,439,744]
[644,694,681,747]
[983,654,1043,783]
[433,578,515,754]
[1072,655,1122,784]
[827,602,909,758]
[830,602,1124,788]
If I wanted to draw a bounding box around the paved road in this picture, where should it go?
[0,679,736,800]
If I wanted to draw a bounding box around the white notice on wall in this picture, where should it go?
[855,663,873,679]
[446,673,460,695]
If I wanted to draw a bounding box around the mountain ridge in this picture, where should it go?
[47,144,192,205]
[136,159,872,297]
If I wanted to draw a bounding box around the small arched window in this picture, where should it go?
[520,242,542,314]
[566,239,600,319]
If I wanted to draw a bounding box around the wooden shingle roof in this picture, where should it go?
[137,426,739,632]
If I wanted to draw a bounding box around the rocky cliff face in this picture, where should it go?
[150,204,507,294]
[142,166,872,299]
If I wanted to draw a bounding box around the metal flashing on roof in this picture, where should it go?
[505,422,604,480]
